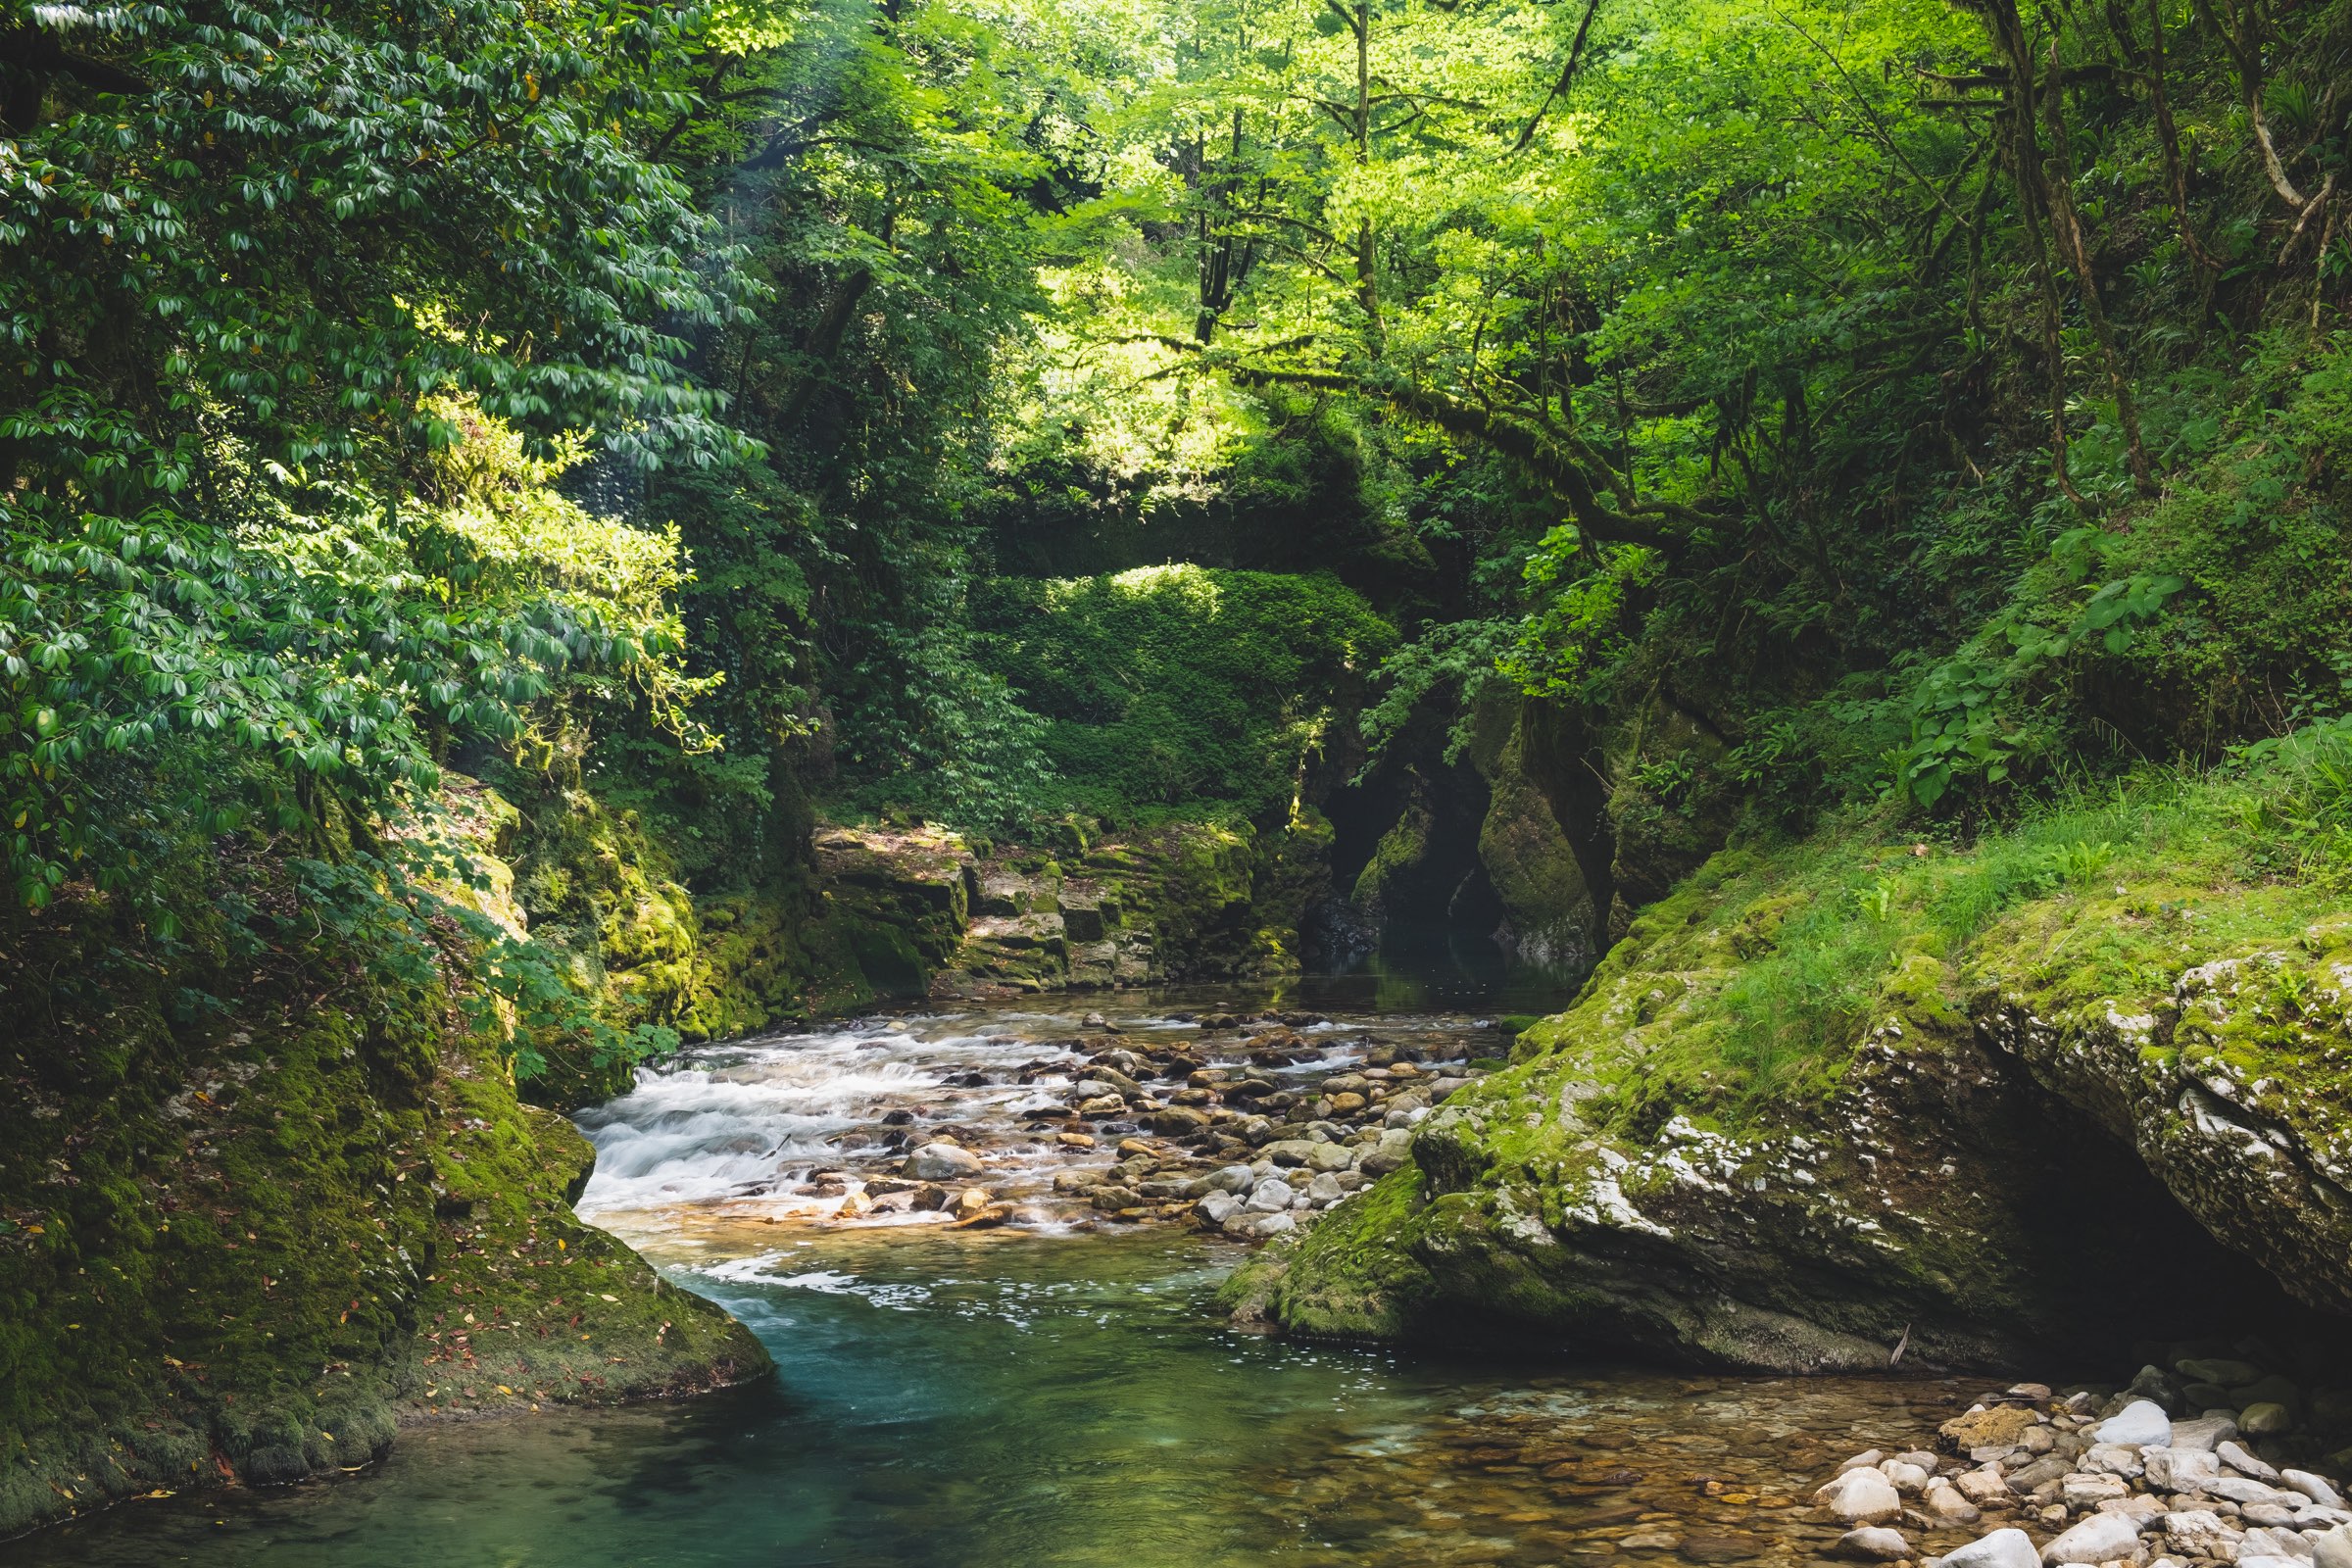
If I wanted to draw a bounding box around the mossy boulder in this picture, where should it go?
[1256,760,2352,1367]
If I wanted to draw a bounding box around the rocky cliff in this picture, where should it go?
[1244,745,2352,1384]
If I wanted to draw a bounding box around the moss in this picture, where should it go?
[0,797,769,1540]
[1473,718,1598,965]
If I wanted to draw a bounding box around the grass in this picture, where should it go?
[1517,715,2352,1131]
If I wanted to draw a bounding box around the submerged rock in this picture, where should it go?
[904,1142,985,1181]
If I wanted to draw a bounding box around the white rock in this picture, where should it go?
[2245,1557,2308,1568]
[1817,1468,1904,1525]
[2146,1448,2220,1493]
[2099,1400,2176,1448]
[2042,1511,2146,1565]
[1838,1526,1913,1561]
[2241,1528,2314,1561]
[1245,1178,1295,1212]
[1941,1528,2042,1568]
[1958,1468,2013,1505]
[2314,1524,2352,1568]
[2086,1444,2149,1478]
[2210,1476,2300,1507]
[2065,1472,2132,1506]
[1896,1450,1942,1472]
[1206,1164,1255,1194]
[2162,1509,2246,1560]
[1883,1460,1934,1495]
[2283,1472,2345,1510]
[2303,1509,2352,1531]
[1195,1192,1243,1225]
[1248,1210,1298,1239]
[2172,1416,2240,1453]
[1918,1479,1977,1521]
[904,1142,985,1181]
[2098,1496,2171,1527]
[2224,1442,2285,1482]
[1838,1449,1887,1476]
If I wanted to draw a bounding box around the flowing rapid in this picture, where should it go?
[22,974,1978,1568]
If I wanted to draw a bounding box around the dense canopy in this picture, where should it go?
[5,0,2351,1048]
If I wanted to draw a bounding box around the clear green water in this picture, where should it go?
[22,1227,1963,1567]
[18,956,1973,1567]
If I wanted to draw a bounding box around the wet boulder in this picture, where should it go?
[904,1142,985,1181]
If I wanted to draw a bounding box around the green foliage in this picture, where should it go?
[966,565,1395,826]
[1,0,746,912]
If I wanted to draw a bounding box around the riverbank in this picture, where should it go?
[1250,739,2352,1372]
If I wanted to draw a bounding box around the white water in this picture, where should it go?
[572,997,1488,1233]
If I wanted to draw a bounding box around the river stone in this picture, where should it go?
[2085,1444,2148,1478]
[2314,1525,2352,1568]
[1261,1139,1321,1167]
[2063,1472,2132,1506]
[2241,1528,2315,1560]
[1924,1480,1982,1524]
[2161,1510,2243,1557]
[1883,1460,1933,1494]
[1249,1211,1298,1239]
[1837,1527,1912,1560]
[2242,1401,2297,1436]
[1305,1172,1347,1206]
[2179,1358,2266,1389]
[1246,1178,1295,1212]
[905,1142,985,1181]
[1147,1106,1210,1137]
[1196,1193,1243,1225]
[2207,1475,2299,1506]
[2144,1447,2218,1492]
[1305,1142,1356,1173]
[1945,1407,2043,1450]
[1816,1468,1903,1525]
[1957,1468,2012,1505]
[2222,1441,2283,1482]
[2098,1400,2176,1448]
[1838,1450,1887,1475]
[2041,1511,2145,1565]
[2007,1455,2073,1490]
[2171,1416,2239,1453]
[2100,1495,2170,1525]
[2283,1471,2346,1509]
[1939,1527,2039,1568]
[2241,1502,2304,1529]
[2245,1556,2313,1568]
[1205,1164,1254,1194]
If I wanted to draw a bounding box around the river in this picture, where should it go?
[20,949,1972,1567]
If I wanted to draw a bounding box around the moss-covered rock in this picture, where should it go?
[932,811,1331,994]
[1469,702,1601,969]
[0,796,769,1540]
[1258,753,2352,1367]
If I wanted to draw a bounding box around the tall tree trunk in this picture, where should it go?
[2043,43,2155,495]
[1351,1,1384,355]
